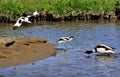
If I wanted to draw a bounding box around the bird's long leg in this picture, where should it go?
[63,44,68,52]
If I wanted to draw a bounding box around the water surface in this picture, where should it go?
[0,21,120,77]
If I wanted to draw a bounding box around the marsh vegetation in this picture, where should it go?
[0,0,120,22]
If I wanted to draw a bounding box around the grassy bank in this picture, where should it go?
[0,0,120,19]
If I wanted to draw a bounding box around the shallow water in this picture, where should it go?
[0,21,120,77]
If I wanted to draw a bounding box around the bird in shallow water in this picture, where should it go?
[12,10,40,30]
[57,36,74,44]
[57,36,74,51]
[83,44,115,55]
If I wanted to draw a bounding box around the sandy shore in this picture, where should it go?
[0,37,60,68]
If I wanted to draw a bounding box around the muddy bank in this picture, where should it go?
[0,37,60,68]
[1,8,120,23]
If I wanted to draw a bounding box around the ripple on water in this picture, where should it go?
[0,22,120,77]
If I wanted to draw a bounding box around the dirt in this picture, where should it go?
[0,37,60,68]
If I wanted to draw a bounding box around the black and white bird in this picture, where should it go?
[57,36,74,51]
[12,16,32,30]
[83,44,115,55]
[57,36,74,44]
[12,10,39,30]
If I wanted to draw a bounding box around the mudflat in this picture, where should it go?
[0,37,59,68]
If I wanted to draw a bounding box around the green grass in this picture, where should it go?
[0,0,120,19]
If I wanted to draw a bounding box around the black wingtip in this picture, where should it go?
[12,26,18,30]
[5,41,15,47]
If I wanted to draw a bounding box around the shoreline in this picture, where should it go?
[0,9,119,23]
[0,37,60,68]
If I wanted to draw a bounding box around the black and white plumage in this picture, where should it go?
[57,36,74,44]
[32,10,39,16]
[57,36,74,51]
[84,44,115,55]
[12,17,32,30]
[12,10,39,30]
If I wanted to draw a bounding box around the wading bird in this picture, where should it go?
[12,10,40,30]
[57,36,74,44]
[12,17,32,30]
[57,36,74,50]
[83,44,115,55]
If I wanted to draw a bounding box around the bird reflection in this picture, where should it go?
[84,53,118,60]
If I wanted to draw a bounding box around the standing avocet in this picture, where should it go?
[57,36,74,50]
[57,36,74,44]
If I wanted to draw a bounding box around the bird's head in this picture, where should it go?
[70,36,74,39]
[83,50,93,54]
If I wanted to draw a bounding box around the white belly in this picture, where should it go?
[96,48,115,54]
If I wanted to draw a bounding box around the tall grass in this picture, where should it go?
[0,0,120,19]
